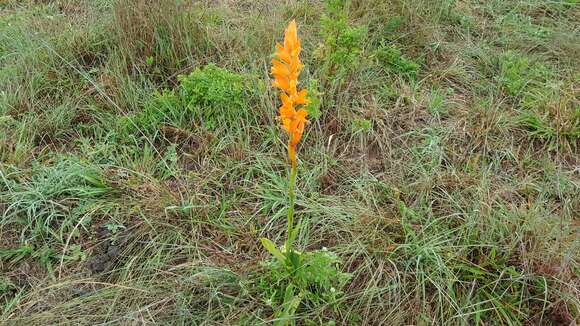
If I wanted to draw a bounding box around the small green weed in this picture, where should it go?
[178,64,250,129]
[351,118,372,134]
[374,43,420,78]
[0,244,33,265]
[496,52,578,143]
[518,99,580,142]
[132,64,252,132]
[428,87,453,117]
[497,51,551,97]
[316,0,366,76]
[305,79,322,120]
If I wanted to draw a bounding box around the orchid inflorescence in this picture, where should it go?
[271,20,309,167]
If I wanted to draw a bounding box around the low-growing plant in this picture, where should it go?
[499,13,552,40]
[517,96,580,142]
[260,20,350,325]
[428,87,453,117]
[304,79,322,120]
[374,42,420,78]
[256,248,350,317]
[130,64,251,133]
[178,64,250,129]
[496,51,551,97]
[351,118,372,134]
[315,0,366,77]
[495,51,578,144]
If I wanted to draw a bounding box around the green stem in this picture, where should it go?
[285,159,298,254]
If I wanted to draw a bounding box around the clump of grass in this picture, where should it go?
[112,0,208,77]
[495,51,579,145]
[177,64,252,129]
[1,155,111,244]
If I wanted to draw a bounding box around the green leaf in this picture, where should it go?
[286,250,302,271]
[260,238,286,263]
[288,220,302,245]
[274,284,302,326]
[0,245,33,264]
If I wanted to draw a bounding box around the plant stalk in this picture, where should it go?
[285,144,298,255]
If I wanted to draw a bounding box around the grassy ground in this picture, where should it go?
[1,0,579,324]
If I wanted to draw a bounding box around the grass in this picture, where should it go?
[1,0,579,324]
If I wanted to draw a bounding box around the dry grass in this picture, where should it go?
[1,0,578,325]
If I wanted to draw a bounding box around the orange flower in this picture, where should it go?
[271,20,309,166]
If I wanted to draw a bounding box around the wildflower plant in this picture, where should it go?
[316,0,366,76]
[265,20,309,258]
[259,20,350,325]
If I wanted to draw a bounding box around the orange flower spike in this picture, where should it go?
[271,20,310,166]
